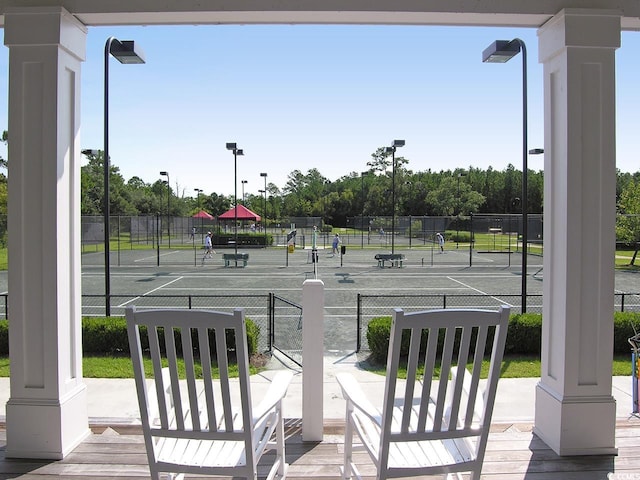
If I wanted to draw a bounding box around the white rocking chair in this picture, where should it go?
[337,306,510,480]
[126,306,293,480]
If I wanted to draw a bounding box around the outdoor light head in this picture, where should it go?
[241,180,248,184]
[385,146,394,154]
[110,40,146,64]
[236,149,244,156]
[226,143,237,150]
[160,171,168,176]
[81,149,99,156]
[260,172,267,177]
[393,139,405,148]
[482,40,521,63]
[529,148,544,155]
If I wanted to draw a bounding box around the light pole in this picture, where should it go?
[260,172,268,247]
[361,171,369,249]
[483,38,528,311]
[160,171,170,247]
[194,188,203,240]
[226,143,244,266]
[384,140,405,255]
[102,37,145,316]
[241,180,248,205]
[456,172,466,248]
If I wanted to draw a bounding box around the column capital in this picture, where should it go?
[3,6,86,61]
[538,8,620,63]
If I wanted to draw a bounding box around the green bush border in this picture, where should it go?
[366,311,640,362]
[0,316,259,357]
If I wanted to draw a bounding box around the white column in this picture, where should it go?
[4,7,89,459]
[302,279,324,441]
[535,8,619,456]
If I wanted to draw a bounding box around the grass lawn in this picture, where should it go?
[360,354,633,379]
[0,355,261,378]
[0,354,632,379]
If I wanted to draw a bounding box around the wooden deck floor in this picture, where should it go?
[0,419,639,479]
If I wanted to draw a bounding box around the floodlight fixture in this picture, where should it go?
[482,40,521,63]
[109,39,145,64]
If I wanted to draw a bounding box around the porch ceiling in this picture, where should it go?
[0,0,639,29]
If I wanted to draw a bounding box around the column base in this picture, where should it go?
[5,383,90,459]
[534,381,617,456]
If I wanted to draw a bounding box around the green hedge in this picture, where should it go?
[0,316,259,357]
[367,311,640,362]
[213,233,272,247]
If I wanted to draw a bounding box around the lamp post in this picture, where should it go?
[483,38,528,312]
[194,188,203,241]
[160,171,170,247]
[361,171,369,249]
[384,140,405,255]
[456,172,466,248]
[102,37,145,316]
[241,180,248,205]
[226,143,244,266]
[260,172,268,247]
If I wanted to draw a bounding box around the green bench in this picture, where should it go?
[223,253,249,267]
[375,253,405,268]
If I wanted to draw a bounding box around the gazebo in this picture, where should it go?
[218,205,262,233]
[218,204,261,222]
[192,210,214,220]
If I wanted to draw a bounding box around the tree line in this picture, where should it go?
[77,148,545,228]
[2,137,640,243]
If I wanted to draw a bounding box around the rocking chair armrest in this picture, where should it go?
[253,371,295,423]
[336,372,382,424]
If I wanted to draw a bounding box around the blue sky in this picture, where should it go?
[1,24,639,198]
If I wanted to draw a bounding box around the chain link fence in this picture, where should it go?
[271,294,303,367]
[81,293,271,353]
[356,292,640,352]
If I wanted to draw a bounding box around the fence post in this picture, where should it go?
[302,279,324,442]
[356,294,361,352]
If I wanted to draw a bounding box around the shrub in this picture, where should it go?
[366,311,640,363]
[367,316,421,362]
[0,316,259,357]
[0,320,7,355]
[86,315,260,357]
[504,313,542,355]
[613,311,640,354]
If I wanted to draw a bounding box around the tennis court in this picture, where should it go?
[2,244,638,354]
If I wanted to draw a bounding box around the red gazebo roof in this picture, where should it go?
[218,204,261,221]
[192,210,214,219]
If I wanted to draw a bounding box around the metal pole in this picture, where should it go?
[457,175,460,248]
[518,39,529,313]
[234,151,238,266]
[361,173,364,249]
[103,38,113,316]
[391,148,396,255]
[167,174,170,248]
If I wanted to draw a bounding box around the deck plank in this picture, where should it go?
[0,421,638,479]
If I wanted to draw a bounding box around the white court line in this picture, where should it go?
[133,251,183,263]
[153,286,472,292]
[446,276,515,307]
[116,276,184,308]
